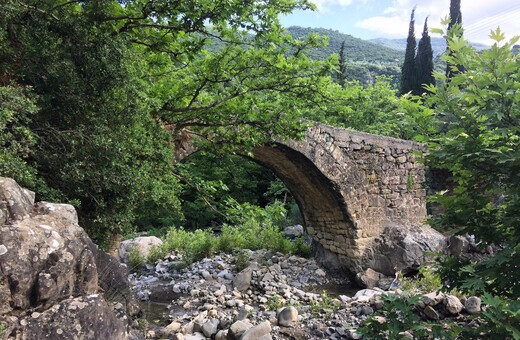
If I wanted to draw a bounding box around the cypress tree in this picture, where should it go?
[446,0,464,79]
[337,40,347,88]
[400,7,416,95]
[414,17,435,95]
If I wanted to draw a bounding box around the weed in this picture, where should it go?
[126,246,145,274]
[234,250,250,272]
[267,294,283,311]
[309,291,340,317]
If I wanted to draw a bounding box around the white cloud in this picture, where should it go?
[356,15,411,37]
[355,0,520,44]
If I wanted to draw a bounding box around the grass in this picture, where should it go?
[145,222,312,266]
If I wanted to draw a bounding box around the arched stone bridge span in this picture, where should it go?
[176,123,445,276]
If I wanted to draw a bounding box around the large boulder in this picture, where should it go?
[368,223,447,276]
[0,177,137,338]
[12,295,127,339]
[118,236,163,264]
[0,200,98,312]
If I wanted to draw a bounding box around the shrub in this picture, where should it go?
[126,246,145,274]
[291,236,312,258]
[233,250,250,272]
[359,294,455,339]
[400,263,443,294]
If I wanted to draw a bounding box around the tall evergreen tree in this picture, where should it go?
[337,40,347,88]
[400,7,416,95]
[414,17,435,95]
[446,0,464,79]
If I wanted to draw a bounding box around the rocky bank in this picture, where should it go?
[128,244,484,340]
[0,177,140,339]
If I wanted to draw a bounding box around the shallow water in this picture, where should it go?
[308,282,359,297]
[139,301,171,327]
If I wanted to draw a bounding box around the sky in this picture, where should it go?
[280,0,520,46]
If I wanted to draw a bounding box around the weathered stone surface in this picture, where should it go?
[14,295,127,339]
[355,268,386,288]
[227,319,253,340]
[423,305,440,320]
[233,267,253,292]
[0,177,34,222]
[465,296,481,315]
[252,124,438,276]
[159,321,182,337]
[446,295,464,315]
[277,306,298,327]
[241,321,272,340]
[423,292,444,306]
[448,235,470,256]
[202,318,220,337]
[0,201,98,312]
[370,224,446,275]
[119,236,163,264]
[0,178,137,339]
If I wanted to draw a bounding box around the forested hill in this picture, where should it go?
[369,37,489,56]
[286,26,404,64]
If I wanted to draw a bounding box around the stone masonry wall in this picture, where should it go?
[254,123,435,275]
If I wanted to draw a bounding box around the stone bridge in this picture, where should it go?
[177,123,446,276]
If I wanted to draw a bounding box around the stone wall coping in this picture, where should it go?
[314,123,426,151]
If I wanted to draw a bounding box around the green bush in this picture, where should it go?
[291,236,312,258]
[233,250,250,272]
[126,246,145,274]
[400,263,443,294]
[359,294,455,339]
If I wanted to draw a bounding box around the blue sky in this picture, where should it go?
[280,0,520,45]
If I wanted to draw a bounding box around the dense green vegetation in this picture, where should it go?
[0,0,330,247]
[286,26,402,85]
[1,1,519,336]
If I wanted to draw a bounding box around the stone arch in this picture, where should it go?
[252,144,357,271]
[175,123,446,276]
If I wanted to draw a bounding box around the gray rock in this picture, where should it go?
[355,268,386,288]
[241,321,272,340]
[202,318,220,337]
[448,235,470,256]
[422,292,443,306]
[0,202,98,312]
[15,295,126,340]
[465,296,481,315]
[0,177,34,221]
[215,330,228,340]
[370,224,447,276]
[423,305,440,320]
[227,319,253,340]
[356,305,374,316]
[446,295,463,315]
[233,267,253,292]
[185,333,206,340]
[277,306,298,327]
[118,236,163,264]
[284,225,305,238]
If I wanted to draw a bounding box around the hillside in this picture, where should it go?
[286,26,404,64]
[369,37,489,56]
[285,26,403,85]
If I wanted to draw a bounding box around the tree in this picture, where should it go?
[426,28,520,297]
[414,17,435,95]
[0,0,333,247]
[445,0,464,79]
[400,7,416,95]
[337,40,347,88]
